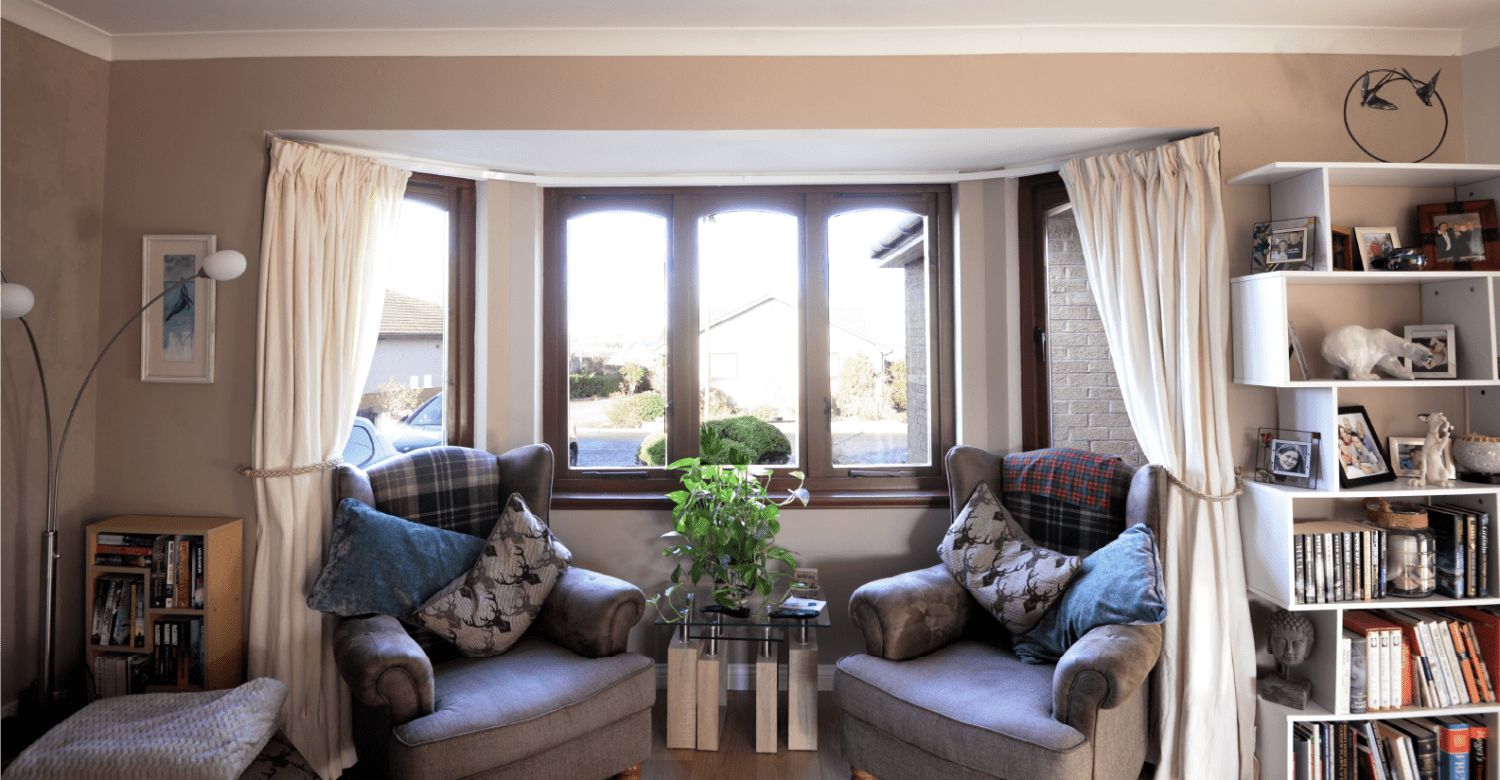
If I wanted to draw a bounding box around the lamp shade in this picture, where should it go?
[201,249,247,281]
[2,282,35,319]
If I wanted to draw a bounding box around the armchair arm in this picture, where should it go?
[849,564,972,661]
[533,567,644,658]
[333,614,435,727]
[1052,622,1162,731]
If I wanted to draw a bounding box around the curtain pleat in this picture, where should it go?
[1061,134,1257,780]
[248,138,410,780]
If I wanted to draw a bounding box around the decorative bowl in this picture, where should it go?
[1453,433,1500,475]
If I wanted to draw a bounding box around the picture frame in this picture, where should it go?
[141,234,218,383]
[1388,436,1426,478]
[1403,323,1457,379]
[1417,199,1498,272]
[1288,321,1310,381]
[1256,428,1320,489]
[1330,225,1357,271]
[1253,216,1320,272]
[1334,405,1395,489]
[1354,227,1400,270]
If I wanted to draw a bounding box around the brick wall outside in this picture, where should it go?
[903,261,929,463]
[1045,210,1146,468]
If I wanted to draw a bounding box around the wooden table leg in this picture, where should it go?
[755,647,778,753]
[666,633,701,750]
[788,631,818,751]
[696,639,727,750]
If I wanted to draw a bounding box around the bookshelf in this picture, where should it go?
[1230,162,1500,780]
[84,515,243,697]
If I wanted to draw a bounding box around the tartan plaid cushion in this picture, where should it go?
[1002,448,1132,558]
[367,446,502,538]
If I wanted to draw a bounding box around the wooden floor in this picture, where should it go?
[639,689,853,780]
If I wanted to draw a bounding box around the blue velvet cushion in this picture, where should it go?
[307,498,488,618]
[1012,524,1166,664]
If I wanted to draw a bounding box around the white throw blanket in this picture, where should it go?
[7,677,288,780]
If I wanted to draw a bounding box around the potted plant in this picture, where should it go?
[648,427,809,621]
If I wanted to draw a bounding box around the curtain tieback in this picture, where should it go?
[1162,466,1244,503]
[236,457,344,479]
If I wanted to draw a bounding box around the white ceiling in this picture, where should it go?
[278,128,1204,180]
[6,0,1500,60]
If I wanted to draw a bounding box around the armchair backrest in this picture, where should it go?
[946,446,1163,557]
[335,443,555,537]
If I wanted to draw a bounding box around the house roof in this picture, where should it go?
[380,290,443,337]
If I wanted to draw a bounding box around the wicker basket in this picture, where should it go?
[1362,497,1428,528]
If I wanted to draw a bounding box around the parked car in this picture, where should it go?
[342,416,398,469]
[392,392,444,453]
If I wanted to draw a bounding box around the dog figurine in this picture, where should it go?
[1410,411,1456,488]
[1321,325,1434,380]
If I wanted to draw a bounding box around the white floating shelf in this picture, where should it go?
[1229,162,1500,189]
[1232,270,1500,286]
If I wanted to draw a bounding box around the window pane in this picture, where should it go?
[356,198,449,466]
[827,210,930,467]
[698,210,799,466]
[566,211,668,469]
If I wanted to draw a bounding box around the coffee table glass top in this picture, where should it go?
[651,589,831,635]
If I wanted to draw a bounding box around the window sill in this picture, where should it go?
[552,488,949,511]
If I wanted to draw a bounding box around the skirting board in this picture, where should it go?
[657,662,835,692]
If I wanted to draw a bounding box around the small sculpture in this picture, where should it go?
[1321,324,1435,380]
[1260,610,1315,709]
[1409,411,1456,488]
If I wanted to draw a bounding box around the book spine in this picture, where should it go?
[1467,724,1487,780]
[1315,534,1328,604]
[1348,631,1369,714]
[95,545,154,556]
[165,540,177,608]
[1478,513,1490,599]
[97,532,161,547]
[93,553,152,567]
[1354,531,1365,602]
[1459,622,1495,703]
[1450,619,1482,705]
[1380,528,1389,600]
[1296,534,1306,605]
[1436,724,1470,780]
[177,539,189,608]
[193,542,204,609]
[1336,632,1352,715]
[1343,531,1354,603]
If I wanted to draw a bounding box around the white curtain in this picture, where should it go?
[1060,134,1257,780]
[248,138,410,780]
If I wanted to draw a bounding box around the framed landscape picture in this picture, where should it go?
[141,234,217,383]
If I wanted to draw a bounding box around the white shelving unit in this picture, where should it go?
[1230,162,1500,780]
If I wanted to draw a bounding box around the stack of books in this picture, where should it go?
[90,573,146,649]
[150,534,205,610]
[1292,717,1486,780]
[92,653,149,698]
[1341,609,1498,715]
[1426,505,1491,599]
[1294,521,1388,604]
[152,616,204,687]
[92,531,157,568]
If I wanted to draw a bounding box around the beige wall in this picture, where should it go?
[1463,46,1500,163]
[2,21,110,707]
[1,20,1475,705]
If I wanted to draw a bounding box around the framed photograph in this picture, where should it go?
[1404,323,1457,379]
[1355,227,1400,270]
[1388,436,1426,478]
[1418,199,1498,271]
[141,234,218,383]
[1330,225,1358,271]
[1253,216,1320,272]
[1256,428,1320,489]
[1334,406,1395,488]
[1288,321,1311,380]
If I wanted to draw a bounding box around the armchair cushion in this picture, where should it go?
[940,482,1081,634]
[413,494,571,657]
[367,446,503,538]
[308,498,485,618]
[1003,449,1131,557]
[1014,524,1166,664]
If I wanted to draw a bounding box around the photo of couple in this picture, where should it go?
[1433,216,1487,264]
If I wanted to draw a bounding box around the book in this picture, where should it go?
[1458,716,1487,780]
[1345,629,1369,714]
[1295,723,1314,780]
[1446,605,1500,698]
[1428,506,1468,599]
[92,553,152,567]
[96,532,160,547]
[1455,620,1495,702]
[1296,538,1307,605]
[1419,717,1470,780]
[1476,510,1490,598]
[1346,612,1411,710]
[1377,721,1418,780]
[94,544,154,556]
[193,541,205,609]
[1388,719,1438,780]
[1362,721,1391,780]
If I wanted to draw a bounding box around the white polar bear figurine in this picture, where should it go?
[1320,325,1435,380]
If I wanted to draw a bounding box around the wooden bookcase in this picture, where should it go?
[84,515,243,697]
[1229,162,1500,780]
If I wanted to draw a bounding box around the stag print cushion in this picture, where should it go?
[939,481,1082,634]
[412,493,572,657]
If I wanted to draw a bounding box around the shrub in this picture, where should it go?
[886,359,908,412]
[639,433,667,466]
[621,362,646,395]
[749,403,780,422]
[636,391,666,420]
[833,353,886,421]
[570,372,623,399]
[705,415,792,465]
[702,386,738,421]
[376,377,423,419]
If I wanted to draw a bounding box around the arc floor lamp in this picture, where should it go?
[1,248,246,714]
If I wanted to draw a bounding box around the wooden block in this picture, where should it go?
[755,651,778,753]
[696,644,727,751]
[788,633,818,751]
[666,634,701,749]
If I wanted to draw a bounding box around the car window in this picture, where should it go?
[412,397,442,428]
[344,424,375,468]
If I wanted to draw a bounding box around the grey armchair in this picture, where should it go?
[331,444,655,780]
[833,446,1165,780]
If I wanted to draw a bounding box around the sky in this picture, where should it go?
[387,199,449,305]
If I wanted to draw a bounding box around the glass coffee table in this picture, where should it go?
[655,592,831,754]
